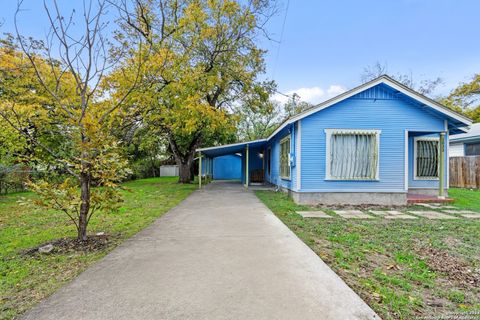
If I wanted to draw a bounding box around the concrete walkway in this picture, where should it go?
[23,181,379,320]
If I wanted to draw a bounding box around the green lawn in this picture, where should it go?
[255,188,480,320]
[0,177,196,320]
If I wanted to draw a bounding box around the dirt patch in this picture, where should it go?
[443,236,462,248]
[22,234,121,256]
[419,245,479,287]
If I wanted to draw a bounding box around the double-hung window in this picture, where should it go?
[325,129,380,180]
[414,137,439,179]
[280,136,291,179]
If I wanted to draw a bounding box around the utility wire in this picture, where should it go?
[274,89,291,98]
[271,0,290,79]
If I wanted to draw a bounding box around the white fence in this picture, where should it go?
[160,165,179,177]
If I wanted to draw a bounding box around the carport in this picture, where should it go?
[197,139,268,188]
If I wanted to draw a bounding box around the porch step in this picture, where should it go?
[407,193,454,204]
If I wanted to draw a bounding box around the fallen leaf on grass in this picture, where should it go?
[387,264,401,270]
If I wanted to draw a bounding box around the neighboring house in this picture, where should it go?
[449,123,480,157]
[197,76,472,205]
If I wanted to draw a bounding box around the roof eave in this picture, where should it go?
[196,138,267,153]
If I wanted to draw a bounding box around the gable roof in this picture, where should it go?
[267,75,472,140]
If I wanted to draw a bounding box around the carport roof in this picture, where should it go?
[197,139,267,157]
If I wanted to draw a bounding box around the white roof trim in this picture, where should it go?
[197,138,267,152]
[267,76,472,140]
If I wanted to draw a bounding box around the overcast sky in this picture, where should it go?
[2,0,479,105]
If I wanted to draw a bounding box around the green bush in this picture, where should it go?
[0,164,30,194]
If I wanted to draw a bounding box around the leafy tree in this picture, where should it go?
[0,1,145,241]
[283,93,312,118]
[233,80,279,141]
[235,85,315,141]
[0,36,41,164]
[122,124,171,178]
[235,100,281,141]
[114,0,275,183]
[442,74,480,122]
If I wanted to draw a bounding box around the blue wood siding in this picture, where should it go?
[264,125,295,190]
[297,84,446,192]
[249,147,264,173]
[213,155,241,180]
[240,146,265,184]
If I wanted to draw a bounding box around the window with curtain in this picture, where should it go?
[326,129,380,180]
[415,138,439,179]
[280,136,291,179]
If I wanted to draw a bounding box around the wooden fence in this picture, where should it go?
[449,156,480,188]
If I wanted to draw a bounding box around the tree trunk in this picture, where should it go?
[178,152,195,183]
[78,171,90,241]
[190,164,195,181]
[167,133,201,184]
[178,161,192,183]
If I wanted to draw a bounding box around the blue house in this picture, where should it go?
[197,76,472,205]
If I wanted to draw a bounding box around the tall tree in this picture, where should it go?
[114,0,275,183]
[235,92,314,141]
[0,37,30,166]
[442,74,480,122]
[235,100,281,141]
[0,0,145,241]
[282,93,312,118]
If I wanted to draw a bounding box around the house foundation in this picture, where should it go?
[289,191,407,206]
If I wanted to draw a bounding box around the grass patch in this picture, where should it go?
[255,189,480,320]
[448,188,480,212]
[0,177,196,320]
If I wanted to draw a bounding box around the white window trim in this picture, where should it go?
[413,136,440,180]
[280,135,291,180]
[325,129,381,181]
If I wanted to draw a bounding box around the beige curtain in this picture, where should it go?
[330,133,377,179]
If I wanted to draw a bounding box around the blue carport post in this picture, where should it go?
[198,151,202,189]
[244,145,249,189]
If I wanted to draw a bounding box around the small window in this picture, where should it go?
[465,143,480,156]
[326,129,380,180]
[280,136,291,179]
[414,138,439,179]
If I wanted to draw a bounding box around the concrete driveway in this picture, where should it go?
[23,181,379,320]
